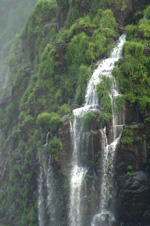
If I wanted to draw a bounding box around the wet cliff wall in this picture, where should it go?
[0,0,150,225]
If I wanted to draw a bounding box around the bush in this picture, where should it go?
[97,78,113,96]
[123,41,144,57]
[49,112,62,135]
[57,104,71,117]
[75,64,92,105]
[81,111,97,127]
[97,113,112,124]
[144,5,150,19]
[47,139,63,160]
[114,96,125,114]
[36,112,51,131]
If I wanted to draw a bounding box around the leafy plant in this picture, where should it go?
[47,139,63,160]
[81,111,97,127]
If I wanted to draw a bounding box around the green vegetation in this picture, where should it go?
[96,76,113,115]
[113,42,150,119]
[81,111,97,127]
[47,138,63,160]
[97,113,112,124]
[121,128,143,149]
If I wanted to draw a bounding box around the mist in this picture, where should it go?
[0,0,37,96]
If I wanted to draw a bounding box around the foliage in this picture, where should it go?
[121,128,143,149]
[49,112,62,135]
[75,64,92,105]
[113,37,150,119]
[144,5,150,19]
[37,112,51,131]
[114,95,125,114]
[47,139,63,160]
[57,104,71,117]
[121,129,134,148]
[37,112,62,135]
[96,76,113,113]
[81,111,97,127]
[97,113,112,124]
[139,19,150,39]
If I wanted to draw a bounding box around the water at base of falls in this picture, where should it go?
[69,34,126,226]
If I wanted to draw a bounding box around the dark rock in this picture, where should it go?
[144,47,150,57]
[141,206,150,225]
[0,96,11,107]
[112,0,148,26]
[124,123,145,130]
[57,114,72,177]
[24,66,35,75]
[54,42,68,74]
[56,8,68,30]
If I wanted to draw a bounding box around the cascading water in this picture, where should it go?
[69,112,89,226]
[69,34,126,226]
[91,35,126,226]
[38,132,57,226]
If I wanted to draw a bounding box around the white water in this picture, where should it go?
[69,115,89,226]
[38,166,45,226]
[91,35,126,226]
[38,133,56,226]
[69,34,126,226]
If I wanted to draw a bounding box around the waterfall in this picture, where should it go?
[69,34,126,226]
[91,35,126,226]
[38,133,57,226]
[69,113,89,226]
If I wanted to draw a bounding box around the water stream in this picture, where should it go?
[69,34,126,226]
[38,133,57,226]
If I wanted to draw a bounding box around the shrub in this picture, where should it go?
[57,104,71,117]
[102,95,112,113]
[114,95,125,114]
[144,5,150,19]
[75,64,92,105]
[49,112,62,135]
[36,112,51,131]
[121,129,134,149]
[47,139,63,160]
[97,113,112,124]
[81,111,97,127]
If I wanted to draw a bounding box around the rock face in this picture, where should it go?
[112,0,149,25]
[115,124,150,225]
[55,110,150,226]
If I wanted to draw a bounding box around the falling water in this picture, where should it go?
[69,34,126,226]
[91,35,126,226]
[38,132,57,226]
[69,112,89,226]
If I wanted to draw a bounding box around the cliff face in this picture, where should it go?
[0,0,150,226]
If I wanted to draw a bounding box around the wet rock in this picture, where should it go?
[112,0,148,25]
[124,123,144,130]
[144,47,150,57]
[141,206,150,225]
[24,66,35,75]
[57,114,72,177]
[115,121,150,224]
